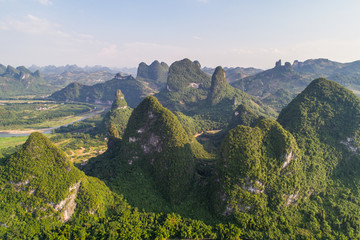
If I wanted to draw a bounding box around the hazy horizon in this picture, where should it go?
[1,0,360,69]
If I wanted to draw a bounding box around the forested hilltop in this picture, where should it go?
[4,56,360,239]
[3,76,360,239]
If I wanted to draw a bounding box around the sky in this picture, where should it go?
[1,0,360,69]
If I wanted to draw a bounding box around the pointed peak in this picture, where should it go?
[24,132,55,148]
[111,89,127,109]
[208,66,230,105]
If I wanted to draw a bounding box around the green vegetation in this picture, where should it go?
[231,60,307,111]
[50,74,155,108]
[167,58,211,92]
[156,61,276,133]
[0,65,56,98]
[5,64,360,239]
[102,89,133,140]
[0,132,241,239]
[0,100,94,130]
[136,60,169,90]
[119,96,196,203]
[216,118,302,217]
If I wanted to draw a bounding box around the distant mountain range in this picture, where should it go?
[29,64,136,87]
[0,64,54,98]
[230,59,360,111]
[202,66,263,82]
[50,73,155,108]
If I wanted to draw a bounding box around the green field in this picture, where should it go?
[0,100,95,130]
[0,135,29,149]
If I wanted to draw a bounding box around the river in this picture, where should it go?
[0,107,108,138]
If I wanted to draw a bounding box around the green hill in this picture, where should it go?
[50,73,155,108]
[157,61,276,132]
[203,66,263,83]
[119,96,197,203]
[102,89,132,143]
[29,64,119,87]
[276,78,360,239]
[0,65,55,98]
[231,60,306,111]
[136,60,169,90]
[0,132,116,237]
[0,132,230,239]
[216,118,302,213]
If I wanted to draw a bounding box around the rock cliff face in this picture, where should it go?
[120,96,195,203]
[215,119,302,216]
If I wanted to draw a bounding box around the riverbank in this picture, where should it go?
[0,107,108,137]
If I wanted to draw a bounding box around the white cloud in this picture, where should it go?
[98,44,118,58]
[0,14,97,43]
[36,0,53,5]
[0,14,61,35]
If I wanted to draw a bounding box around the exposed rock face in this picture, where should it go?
[51,181,81,222]
[121,96,195,203]
[281,151,294,170]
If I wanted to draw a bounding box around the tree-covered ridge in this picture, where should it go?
[277,78,360,192]
[167,58,211,92]
[119,96,197,203]
[29,64,118,87]
[292,58,360,87]
[216,119,302,215]
[203,66,263,83]
[0,132,118,237]
[0,132,243,239]
[275,78,360,239]
[0,64,55,98]
[50,73,155,108]
[136,60,169,90]
[102,89,133,140]
[157,61,276,133]
[231,60,306,111]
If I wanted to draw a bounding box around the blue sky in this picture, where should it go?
[1,0,360,69]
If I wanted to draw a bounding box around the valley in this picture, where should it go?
[1,58,360,239]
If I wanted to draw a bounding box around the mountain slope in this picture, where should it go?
[119,96,196,203]
[215,118,302,215]
[136,60,169,90]
[29,64,119,87]
[102,89,132,143]
[0,65,54,98]
[277,78,360,239]
[50,74,154,107]
[157,61,276,132]
[0,132,116,237]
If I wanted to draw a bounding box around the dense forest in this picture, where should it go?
[2,58,360,239]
